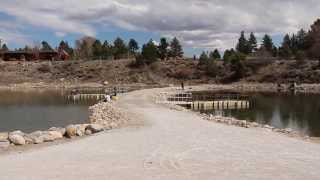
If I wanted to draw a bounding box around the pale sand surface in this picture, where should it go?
[0,88,320,180]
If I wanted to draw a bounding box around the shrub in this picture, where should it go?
[206,60,218,77]
[37,64,51,73]
[173,69,193,79]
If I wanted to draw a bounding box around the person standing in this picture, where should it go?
[181,82,184,90]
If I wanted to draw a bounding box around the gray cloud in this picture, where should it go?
[0,0,319,50]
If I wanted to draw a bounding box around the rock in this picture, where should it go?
[24,136,34,144]
[86,124,104,133]
[76,129,84,137]
[47,131,63,140]
[41,134,55,142]
[26,131,44,144]
[250,122,259,128]
[49,127,66,136]
[85,129,92,135]
[0,132,8,142]
[239,120,247,127]
[8,134,26,145]
[66,125,77,138]
[103,81,109,85]
[263,125,273,129]
[10,130,25,136]
[284,128,293,133]
[75,124,88,137]
[109,122,118,129]
[89,102,129,130]
[32,137,44,144]
[0,140,10,149]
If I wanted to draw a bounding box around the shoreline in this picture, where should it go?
[0,81,320,94]
[1,87,320,179]
[0,100,130,152]
[1,83,320,152]
[159,85,320,144]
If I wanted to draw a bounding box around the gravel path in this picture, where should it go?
[1,88,320,180]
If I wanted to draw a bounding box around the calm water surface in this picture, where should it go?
[194,92,320,137]
[0,90,97,133]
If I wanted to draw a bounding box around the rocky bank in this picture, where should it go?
[0,101,129,150]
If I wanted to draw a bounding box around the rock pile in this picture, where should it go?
[89,102,129,129]
[0,102,128,150]
[0,124,105,148]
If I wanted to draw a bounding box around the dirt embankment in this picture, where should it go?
[0,59,320,86]
[246,60,320,83]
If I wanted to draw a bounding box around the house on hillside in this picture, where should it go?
[2,51,34,61]
[1,50,69,61]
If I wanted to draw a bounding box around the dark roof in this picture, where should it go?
[4,50,58,54]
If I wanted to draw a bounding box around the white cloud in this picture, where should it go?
[0,0,319,50]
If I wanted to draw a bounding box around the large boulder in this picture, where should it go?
[85,129,92,135]
[0,132,8,142]
[30,131,64,143]
[47,131,63,140]
[23,136,34,144]
[25,131,44,144]
[8,134,26,145]
[10,130,25,137]
[86,124,104,133]
[48,127,66,136]
[75,124,89,137]
[66,125,77,138]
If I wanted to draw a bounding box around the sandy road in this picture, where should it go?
[1,88,320,180]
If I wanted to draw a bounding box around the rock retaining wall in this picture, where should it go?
[201,114,309,139]
[0,102,129,150]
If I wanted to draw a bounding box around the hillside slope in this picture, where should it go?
[0,59,319,85]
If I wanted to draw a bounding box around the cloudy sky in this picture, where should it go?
[0,0,319,56]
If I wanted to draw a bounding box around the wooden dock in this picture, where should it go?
[156,91,251,110]
[67,86,130,102]
[67,94,105,101]
[192,100,250,110]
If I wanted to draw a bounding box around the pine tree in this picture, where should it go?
[272,46,278,57]
[296,29,307,50]
[307,19,320,63]
[236,31,249,54]
[113,37,128,60]
[262,34,274,52]
[102,40,112,59]
[290,34,299,55]
[141,39,158,64]
[2,44,8,51]
[41,41,53,51]
[158,37,169,60]
[209,49,221,60]
[92,40,103,59]
[58,41,73,56]
[223,49,236,63]
[198,51,209,65]
[128,39,139,55]
[64,41,74,57]
[279,34,292,59]
[169,37,183,59]
[248,32,257,53]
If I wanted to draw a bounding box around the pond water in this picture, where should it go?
[0,90,98,133]
[191,92,320,137]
